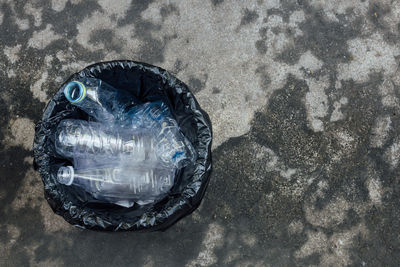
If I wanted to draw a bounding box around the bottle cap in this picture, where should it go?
[64,81,86,103]
[57,166,74,185]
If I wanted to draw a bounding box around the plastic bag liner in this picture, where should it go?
[33,60,212,231]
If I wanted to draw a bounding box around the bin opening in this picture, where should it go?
[33,61,212,231]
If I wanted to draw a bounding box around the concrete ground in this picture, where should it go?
[1,0,400,266]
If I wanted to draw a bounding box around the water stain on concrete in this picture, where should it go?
[240,8,259,27]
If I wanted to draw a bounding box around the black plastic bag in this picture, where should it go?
[33,60,212,231]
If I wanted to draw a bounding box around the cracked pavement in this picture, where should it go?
[1,0,400,266]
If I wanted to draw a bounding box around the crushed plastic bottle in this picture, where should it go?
[122,101,197,168]
[55,118,195,168]
[57,165,175,206]
[55,119,154,162]
[155,119,197,168]
[63,77,136,122]
[121,101,170,130]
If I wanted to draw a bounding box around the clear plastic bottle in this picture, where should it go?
[55,119,154,161]
[63,77,136,122]
[55,118,195,168]
[121,101,169,130]
[57,165,175,205]
[122,101,197,168]
[155,119,197,168]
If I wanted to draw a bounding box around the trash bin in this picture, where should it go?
[33,60,212,231]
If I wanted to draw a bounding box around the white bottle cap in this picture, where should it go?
[57,166,74,186]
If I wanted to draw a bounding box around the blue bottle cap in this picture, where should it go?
[64,81,86,103]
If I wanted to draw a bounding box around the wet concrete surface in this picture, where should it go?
[1,0,400,266]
